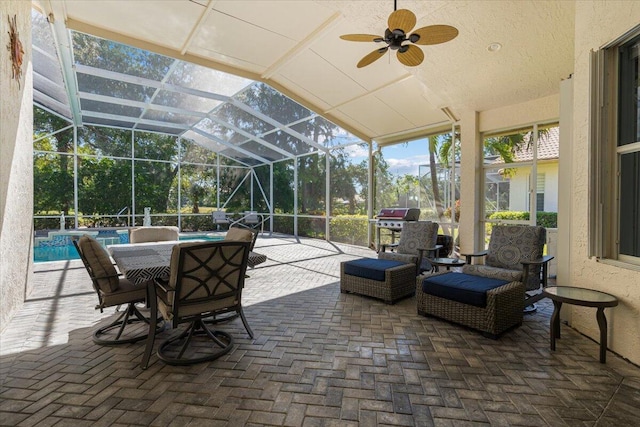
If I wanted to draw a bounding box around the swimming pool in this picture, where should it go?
[33,231,223,263]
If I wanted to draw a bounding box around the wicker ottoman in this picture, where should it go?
[340,258,416,304]
[416,272,524,337]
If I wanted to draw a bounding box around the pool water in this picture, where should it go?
[34,234,223,263]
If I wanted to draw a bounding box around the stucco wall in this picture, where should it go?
[479,94,559,134]
[0,1,33,332]
[569,1,640,365]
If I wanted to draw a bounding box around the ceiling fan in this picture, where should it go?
[340,1,459,68]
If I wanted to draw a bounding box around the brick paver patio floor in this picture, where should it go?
[1,235,639,426]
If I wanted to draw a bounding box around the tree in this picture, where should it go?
[424,128,549,222]
[373,151,396,210]
[395,174,421,208]
[33,107,74,215]
[189,183,205,213]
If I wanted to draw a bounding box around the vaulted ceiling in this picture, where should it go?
[32,0,575,150]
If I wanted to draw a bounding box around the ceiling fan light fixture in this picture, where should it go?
[340,1,459,68]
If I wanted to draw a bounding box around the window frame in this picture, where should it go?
[590,25,640,267]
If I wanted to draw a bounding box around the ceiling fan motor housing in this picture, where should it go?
[388,29,408,50]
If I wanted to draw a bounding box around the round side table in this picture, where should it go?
[428,257,465,272]
[542,286,618,363]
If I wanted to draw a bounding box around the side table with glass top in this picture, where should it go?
[428,257,465,272]
[542,286,618,363]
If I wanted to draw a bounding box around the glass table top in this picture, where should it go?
[544,286,618,306]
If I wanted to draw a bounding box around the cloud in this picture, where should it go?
[386,154,431,176]
[343,144,369,160]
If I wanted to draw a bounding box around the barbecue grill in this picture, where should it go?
[373,208,421,248]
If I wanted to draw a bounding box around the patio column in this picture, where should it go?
[294,157,298,237]
[458,111,482,254]
[269,162,274,235]
[325,153,330,241]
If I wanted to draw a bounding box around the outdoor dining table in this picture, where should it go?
[108,240,179,285]
[108,240,267,285]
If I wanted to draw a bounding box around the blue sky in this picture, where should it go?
[346,138,432,177]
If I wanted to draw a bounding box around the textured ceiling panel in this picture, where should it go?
[275,50,368,107]
[374,78,449,128]
[60,0,203,51]
[336,95,415,138]
[188,10,295,72]
[35,0,579,148]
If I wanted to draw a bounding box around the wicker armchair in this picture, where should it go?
[462,225,553,309]
[378,221,441,274]
[416,272,524,337]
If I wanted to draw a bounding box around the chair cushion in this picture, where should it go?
[343,258,407,282]
[421,272,509,308]
[77,236,119,293]
[486,225,545,271]
[129,226,179,243]
[462,265,522,282]
[101,278,146,306]
[378,252,417,265]
[225,228,254,243]
[395,221,438,256]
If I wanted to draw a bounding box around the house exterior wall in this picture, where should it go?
[541,163,559,213]
[569,1,640,365]
[507,162,559,213]
[0,1,33,332]
[460,0,640,364]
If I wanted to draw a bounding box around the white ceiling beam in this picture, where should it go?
[74,64,231,103]
[191,128,272,165]
[230,99,327,152]
[261,11,342,80]
[78,92,209,118]
[206,116,295,160]
[41,2,82,126]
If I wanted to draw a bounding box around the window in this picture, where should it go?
[536,174,545,212]
[591,27,640,265]
[481,124,558,242]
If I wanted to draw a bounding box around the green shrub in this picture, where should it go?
[298,216,326,239]
[487,211,557,228]
[273,216,294,235]
[329,215,369,246]
[536,212,558,228]
[180,214,212,231]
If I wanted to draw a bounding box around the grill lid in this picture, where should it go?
[375,208,420,221]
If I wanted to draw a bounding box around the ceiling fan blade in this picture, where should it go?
[410,25,459,45]
[388,9,416,33]
[397,44,424,67]
[357,47,388,68]
[340,34,384,42]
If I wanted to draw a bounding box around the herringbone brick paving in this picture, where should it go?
[1,235,639,426]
